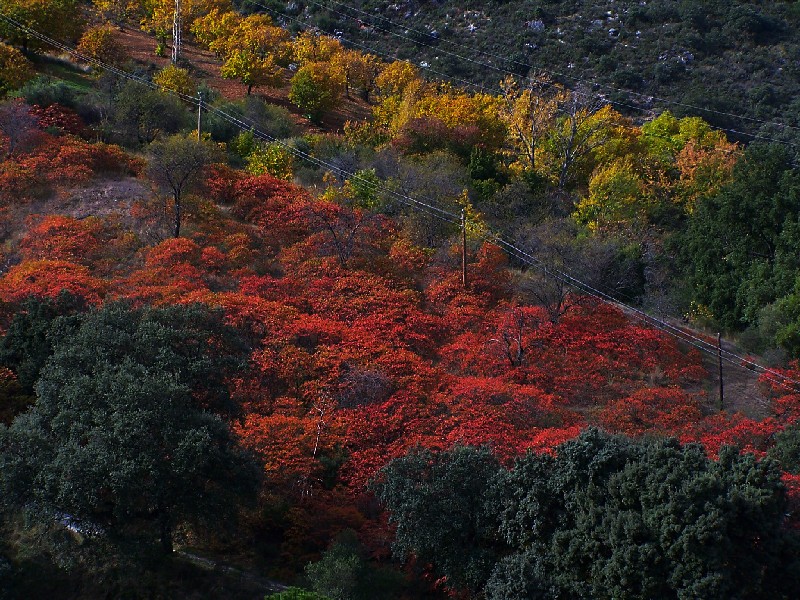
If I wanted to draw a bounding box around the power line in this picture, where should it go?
[321,31,491,93]
[488,234,800,396]
[0,14,196,103]
[207,26,800,400]
[4,13,798,400]
[0,12,461,227]
[306,0,800,136]
[266,0,799,150]
[333,32,777,166]
[250,0,797,165]
[205,104,462,224]
[257,2,499,93]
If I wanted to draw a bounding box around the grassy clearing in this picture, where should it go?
[30,53,95,92]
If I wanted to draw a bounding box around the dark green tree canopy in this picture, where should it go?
[678,143,800,330]
[490,430,798,600]
[304,528,407,600]
[373,445,504,595]
[0,291,86,394]
[768,424,800,475]
[0,302,260,555]
[113,81,192,146]
[375,429,800,599]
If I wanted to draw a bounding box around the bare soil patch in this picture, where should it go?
[705,337,772,420]
[52,177,150,220]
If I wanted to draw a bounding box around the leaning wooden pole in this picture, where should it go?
[718,332,724,411]
[196,91,202,140]
[461,208,467,288]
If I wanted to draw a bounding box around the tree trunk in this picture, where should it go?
[247,83,253,95]
[173,193,182,238]
[159,513,173,554]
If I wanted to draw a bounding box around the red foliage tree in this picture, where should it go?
[116,238,211,304]
[18,215,105,265]
[0,259,106,305]
[597,387,703,437]
[28,104,85,136]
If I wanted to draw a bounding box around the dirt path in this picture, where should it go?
[664,320,772,419]
[175,549,288,596]
[618,308,773,419]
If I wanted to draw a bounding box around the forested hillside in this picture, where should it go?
[294,0,800,148]
[2,1,800,598]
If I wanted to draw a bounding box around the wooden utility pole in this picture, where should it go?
[172,0,181,64]
[718,332,724,410]
[196,91,202,140]
[461,208,467,288]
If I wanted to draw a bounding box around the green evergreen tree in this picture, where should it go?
[0,303,260,555]
[376,430,800,599]
[0,291,86,394]
[679,144,800,329]
[374,445,504,595]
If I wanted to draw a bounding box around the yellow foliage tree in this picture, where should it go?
[371,79,423,136]
[499,73,565,173]
[92,0,143,25]
[375,60,420,98]
[374,78,506,156]
[0,0,84,53]
[217,15,291,62]
[216,15,291,95]
[221,51,283,96]
[189,8,239,53]
[140,0,231,45]
[0,43,34,96]
[574,156,647,232]
[288,61,346,123]
[331,49,381,100]
[539,97,631,192]
[291,31,343,66]
[77,23,128,66]
[410,85,507,152]
[370,61,424,136]
[245,142,294,180]
[153,64,195,96]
